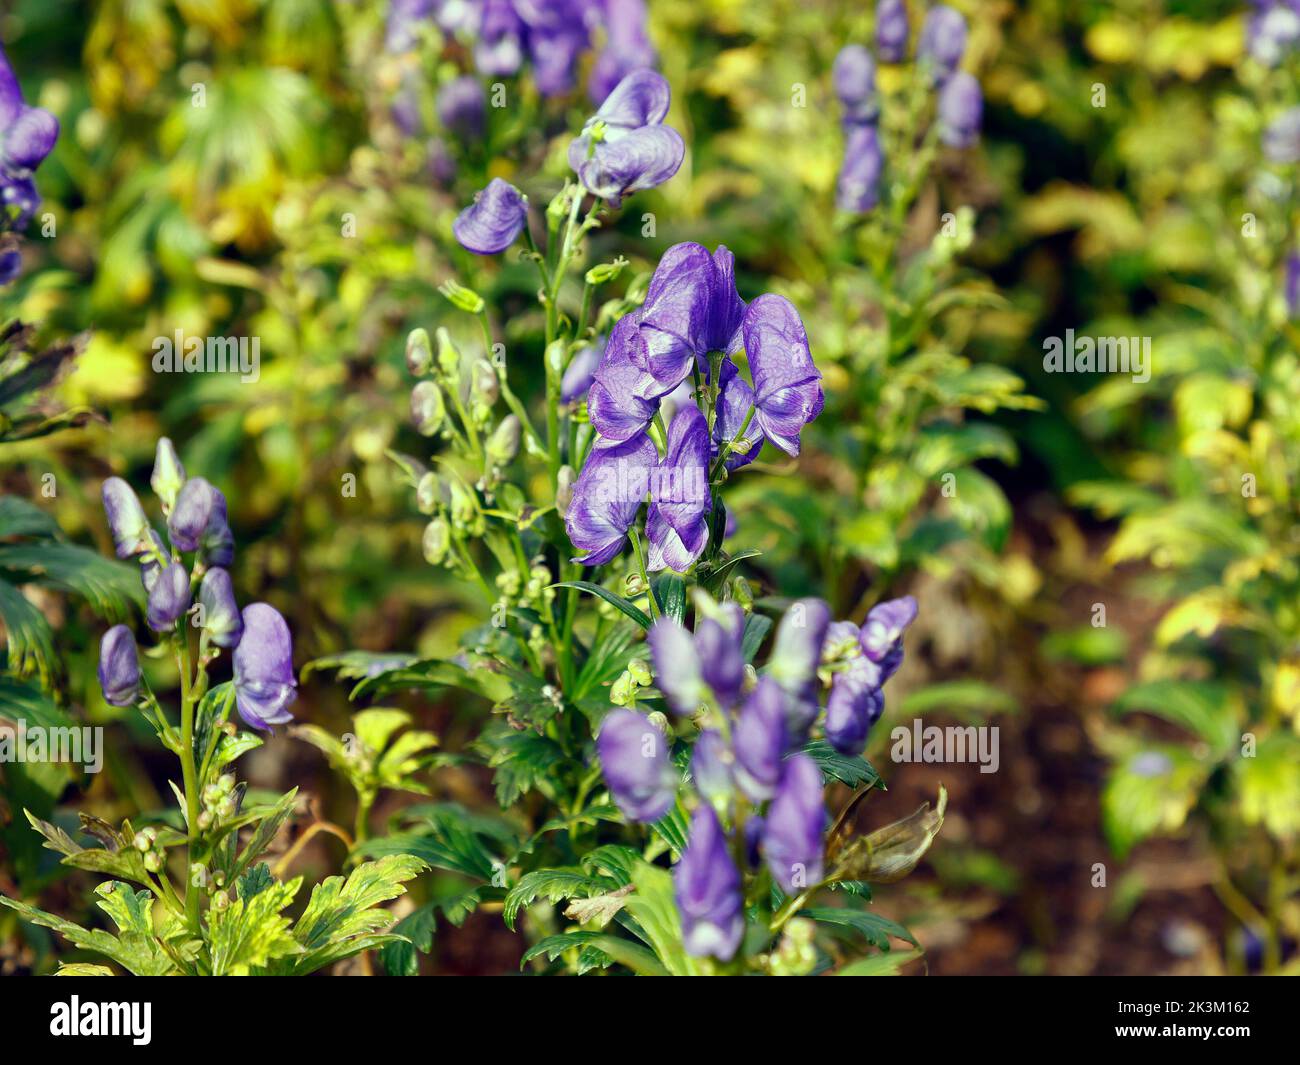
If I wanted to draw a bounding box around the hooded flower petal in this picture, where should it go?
[475,0,526,76]
[691,728,733,802]
[824,661,884,756]
[437,75,487,138]
[232,603,297,731]
[762,752,827,894]
[98,624,140,707]
[733,676,789,800]
[647,614,707,714]
[199,486,235,567]
[168,477,216,552]
[644,506,709,572]
[650,404,710,542]
[147,562,191,632]
[837,123,883,213]
[695,602,746,707]
[768,597,831,736]
[561,335,605,403]
[589,314,664,444]
[102,478,153,559]
[565,432,656,564]
[743,294,823,456]
[876,0,910,62]
[1287,252,1300,319]
[596,708,677,821]
[937,71,982,148]
[675,804,744,960]
[199,567,244,648]
[150,438,186,511]
[833,44,878,124]
[917,5,967,82]
[453,177,528,254]
[859,594,918,667]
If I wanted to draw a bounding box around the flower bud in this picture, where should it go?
[438,279,485,314]
[676,804,743,960]
[406,327,433,376]
[102,478,153,559]
[168,477,216,552]
[410,381,446,437]
[610,671,637,706]
[596,708,678,823]
[147,562,191,632]
[416,472,442,514]
[199,567,243,648]
[143,851,164,873]
[627,658,652,687]
[584,257,628,285]
[98,624,141,707]
[487,414,521,464]
[472,358,500,405]
[436,327,462,379]
[133,830,151,852]
[422,517,451,565]
[150,438,186,511]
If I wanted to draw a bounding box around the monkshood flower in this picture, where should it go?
[437,76,487,139]
[528,4,592,97]
[150,438,186,511]
[647,615,709,714]
[645,405,711,571]
[675,804,744,960]
[937,71,982,148]
[102,478,154,559]
[596,708,678,821]
[762,752,827,894]
[454,177,529,254]
[588,313,666,445]
[139,529,169,594]
[590,0,658,103]
[565,431,655,564]
[694,602,746,707]
[860,594,918,677]
[876,0,910,62]
[561,336,604,403]
[98,625,141,707]
[198,568,244,648]
[232,603,297,731]
[837,123,882,213]
[168,477,216,552]
[742,293,824,456]
[476,0,527,76]
[200,487,235,568]
[767,596,831,735]
[1263,107,1300,164]
[1286,252,1300,318]
[732,677,788,801]
[0,46,59,230]
[147,562,191,632]
[916,5,967,82]
[385,0,437,52]
[567,69,685,205]
[833,45,878,125]
[825,658,885,756]
[691,729,732,803]
[712,362,764,470]
[1248,2,1300,65]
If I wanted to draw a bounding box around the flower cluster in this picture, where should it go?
[387,0,657,103]
[834,3,982,212]
[565,242,822,571]
[1248,1,1300,66]
[0,45,59,283]
[596,594,919,961]
[98,438,296,731]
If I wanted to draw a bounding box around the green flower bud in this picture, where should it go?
[769,918,818,976]
[198,810,214,831]
[487,415,521,465]
[150,438,187,511]
[203,784,221,807]
[411,381,446,437]
[143,851,164,874]
[218,774,235,793]
[133,830,152,853]
[472,359,500,406]
[731,576,754,610]
[438,280,485,315]
[625,573,647,597]
[545,339,566,378]
[627,658,652,687]
[584,256,629,286]
[611,671,637,706]
[422,517,451,566]
[211,889,230,912]
[646,711,670,735]
[217,797,235,819]
[435,327,461,379]
[406,327,433,376]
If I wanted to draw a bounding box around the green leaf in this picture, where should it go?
[741,612,773,663]
[897,681,1020,721]
[503,868,611,930]
[1234,733,1300,840]
[0,894,177,976]
[0,541,143,619]
[231,788,299,879]
[802,740,883,791]
[381,902,438,976]
[206,876,302,976]
[1113,680,1240,758]
[800,906,920,949]
[552,581,652,629]
[836,949,924,975]
[652,574,686,624]
[1102,747,1208,858]
[0,496,61,539]
[622,862,696,976]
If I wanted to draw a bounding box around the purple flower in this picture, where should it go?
[937,71,982,148]
[475,0,527,76]
[762,753,827,894]
[198,568,243,648]
[437,76,487,139]
[1286,252,1300,318]
[1249,3,1300,66]
[768,597,831,735]
[98,625,140,707]
[385,0,437,52]
[733,677,788,800]
[1264,107,1300,164]
[647,615,708,715]
[565,431,655,564]
[743,294,823,456]
[712,359,764,470]
[645,404,711,572]
[859,595,918,679]
[453,177,528,255]
[691,729,732,802]
[876,0,910,63]
[833,45,878,125]
[0,46,59,230]
[824,661,884,756]
[561,336,605,403]
[588,314,664,445]
[567,69,685,205]
[694,603,745,707]
[675,804,744,959]
[530,24,588,97]
[167,477,216,553]
[101,478,153,559]
[146,562,191,632]
[199,486,234,568]
[139,529,169,593]
[917,5,967,82]
[232,603,297,731]
[634,242,745,395]
[596,708,677,822]
[837,121,883,213]
[590,0,658,104]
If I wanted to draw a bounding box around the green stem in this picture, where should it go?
[177,635,202,935]
[630,526,659,621]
